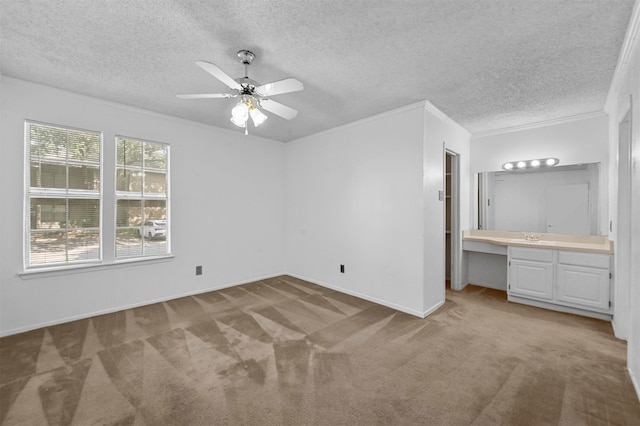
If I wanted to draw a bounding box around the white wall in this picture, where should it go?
[471,113,609,172]
[283,101,470,317]
[471,114,610,237]
[0,77,286,336]
[284,104,427,315]
[605,0,640,399]
[422,103,472,307]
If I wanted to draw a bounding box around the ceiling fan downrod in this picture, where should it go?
[237,50,255,78]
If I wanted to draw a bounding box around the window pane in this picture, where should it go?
[67,230,100,261]
[68,199,100,228]
[116,200,142,227]
[30,162,66,189]
[144,171,166,194]
[144,238,168,256]
[116,168,142,193]
[116,139,143,167]
[144,200,166,220]
[30,198,66,229]
[33,126,67,161]
[30,230,67,265]
[69,165,100,190]
[68,131,100,163]
[116,228,143,258]
[144,143,167,169]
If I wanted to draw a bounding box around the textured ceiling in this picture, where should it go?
[0,0,635,142]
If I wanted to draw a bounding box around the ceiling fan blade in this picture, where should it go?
[260,99,298,120]
[176,93,235,99]
[255,78,304,97]
[196,60,242,91]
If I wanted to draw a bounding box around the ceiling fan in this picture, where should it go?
[177,50,303,135]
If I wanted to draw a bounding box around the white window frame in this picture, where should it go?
[24,120,103,270]
[114,135,170,260]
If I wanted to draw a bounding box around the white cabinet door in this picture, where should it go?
[556,264,610,311]
[509,259,554,300]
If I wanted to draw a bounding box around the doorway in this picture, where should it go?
[615,106,632,338]
[445,150,460,291]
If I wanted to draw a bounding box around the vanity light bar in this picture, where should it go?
[502,158,559,171]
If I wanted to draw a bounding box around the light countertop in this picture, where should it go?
[463,230,613,254]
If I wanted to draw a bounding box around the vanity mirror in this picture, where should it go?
[475,162,601,235]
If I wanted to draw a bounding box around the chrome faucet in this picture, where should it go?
[524,233,542,241]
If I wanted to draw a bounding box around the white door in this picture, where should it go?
[546,184,589,234]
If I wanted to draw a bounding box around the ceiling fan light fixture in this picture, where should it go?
[230,101,249,127]
[179,49,302,135]
[250,107,268,127]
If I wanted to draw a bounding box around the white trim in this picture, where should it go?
[286,273,430,318]
[508,295,613,321]
[291,101,426,143]
[630,367,640,402]
[424,100,449,122]
[611,318,624,340]
[0,272,286,337]
[472,111,607,138]
[605,0,640,112]
[18,254,175,279]
[424,100,472,138]
[2,76,281,145]
[422,300,445,318]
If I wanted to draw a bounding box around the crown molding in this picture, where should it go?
[605,0,640,112]
[1,75,282,144]
[471,111,607,139]
[424,100,471,137]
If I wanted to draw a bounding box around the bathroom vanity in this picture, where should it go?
[463,230,613,320]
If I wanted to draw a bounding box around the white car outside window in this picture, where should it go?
[142,220,166,239]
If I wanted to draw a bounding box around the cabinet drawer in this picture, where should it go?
[557,251,610,269]
[509,247,553,262]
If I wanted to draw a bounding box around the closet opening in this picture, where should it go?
[445,150,460,291]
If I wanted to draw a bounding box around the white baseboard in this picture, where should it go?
[630,367,640,403]
[611,318,629,341]
[286,273,442,318]
[422,300,445,318]
[0,272,286,337]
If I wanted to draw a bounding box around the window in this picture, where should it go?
[115,137,169,258]
[25,122,101,267]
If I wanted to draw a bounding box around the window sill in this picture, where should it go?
[18,254,175,280]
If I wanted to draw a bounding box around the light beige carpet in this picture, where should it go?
[1,276,639,425]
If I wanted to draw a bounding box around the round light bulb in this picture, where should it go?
[530,159,540,167]
[517,161,526,168]
[546,158,556,166]
[503,163,513,170]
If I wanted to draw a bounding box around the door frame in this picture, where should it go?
[445,149,462,291]
[614,103,632,339]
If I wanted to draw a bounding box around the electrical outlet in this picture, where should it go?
[196,265,202,276]
[340,264,345,273]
